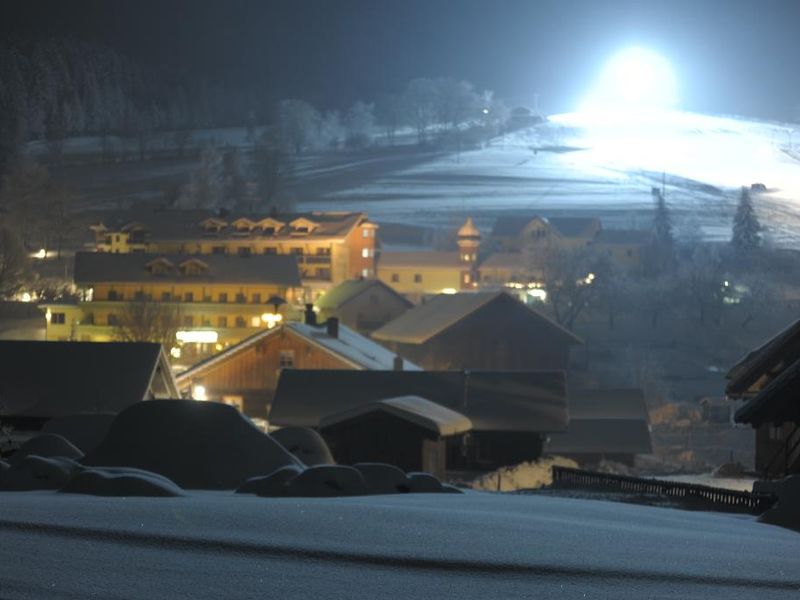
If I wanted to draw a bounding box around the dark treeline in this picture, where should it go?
[0,35,257,172]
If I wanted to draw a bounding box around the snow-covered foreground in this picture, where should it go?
[299,111,800,247]
[0,490,797,598]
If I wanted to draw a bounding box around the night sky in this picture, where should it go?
[3,0,800,118]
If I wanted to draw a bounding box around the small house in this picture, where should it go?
[315,278,412,334]
[371,291,581,371]
[270,369,568,471]
[319,396,472,478]
[175,308,419,422]
[0,341,178,435]
[545,389,653,466]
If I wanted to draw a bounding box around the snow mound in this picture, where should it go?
[82,400,301,489]
[236,465,304,497]
[354,463,411,494]
[61,468,184,497]
[271,427,335,466]
[407,472,443,493]
[42,414,116,454]
[8,434,84,466]
[755,475,800,531]
[285,465,368,497]
[1,455,82,491]
[470,456,579,492]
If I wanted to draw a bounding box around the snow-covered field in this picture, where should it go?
[0,489,798,598]
[299,111,800,247]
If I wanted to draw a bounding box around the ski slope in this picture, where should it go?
[299,111,800,247]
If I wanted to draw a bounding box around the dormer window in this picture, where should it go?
[200,218,227,233]
[256,218,285,235]
[289,217,318,235]
[232,218,255,233]
[146,258,175,275]
[178,258,208,276]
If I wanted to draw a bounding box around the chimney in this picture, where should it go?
[393,355,404,371]
[304,303,317,326]
[326,317,339,338]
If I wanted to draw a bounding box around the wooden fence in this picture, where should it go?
[551,466,777,514]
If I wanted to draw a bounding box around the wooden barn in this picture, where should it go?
[270,369,568,472]
[319,396,472,478]
[545,389,653,467]
[371,291,581,371]
[175,309,419,422]
[727,319,800,478]
[0,341,178,439]
[315,278,412,334]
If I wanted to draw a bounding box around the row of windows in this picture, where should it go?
[391,273,423,283]
[209,246,334,256]
[105,291,270,304]
[103,314,267,329]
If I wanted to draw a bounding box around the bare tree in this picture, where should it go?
[0,226,29,297]
[276,99,320,154]
[113,298,183,349]
[679,245,725,325]
[402,78,438,145]
[537,246,602,330]
[252,131,293,210]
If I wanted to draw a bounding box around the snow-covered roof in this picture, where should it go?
[177,320,419,385]
[319,395,472,437]
[271,369,568,433]
[371,291,581,346]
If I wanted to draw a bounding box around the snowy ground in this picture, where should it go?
[297,111,800,248]
[0,490,797,598]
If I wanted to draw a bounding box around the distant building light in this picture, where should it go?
[45,309,52,322]
[176,330,219,343]
[34,248,46,260]
[20,292,32,302]
[170,347,182,359]
[441,288,457,295]
[527,288,547,301]
[482,108,490,115]
[260,313,283,329]
[192,385,208,401]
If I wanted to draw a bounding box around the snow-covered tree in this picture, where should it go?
[644,187,675,275]
[731,187,762,257]
[182,144,223,209]
[276,99,320,154]
[344,101,375,148]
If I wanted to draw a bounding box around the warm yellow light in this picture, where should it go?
[440,288,457,295]
[176,330,219,343]
[45,309,52,322]
[34,249,46,260]
[260,312,283,328]
[192,385,208,401]
[21,292,32,302]
[169,347,181,358]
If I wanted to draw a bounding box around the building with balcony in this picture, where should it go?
[40,252,302,367]
[88,209,378,299]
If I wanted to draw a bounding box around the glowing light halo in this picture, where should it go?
[580,47,678,113]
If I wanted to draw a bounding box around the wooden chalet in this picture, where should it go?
[315,278,412,334]
[175,308,420,421]
[0,341,178,435]
[545,389,653,466]
[270,369,568,471]
[371,291,582,371]
[727,319,800,478]
[319,396,472,478]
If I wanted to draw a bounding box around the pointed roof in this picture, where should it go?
[371,291,582,345]
[457,217,481,239]
[176,321,420,387]
[315,279,412,311]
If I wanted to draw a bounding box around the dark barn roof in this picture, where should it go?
[0,341,176,418]
[491,216,600,239]
[74,252,301,287]
[735,359,800,426]
[270,369,568,433]
[371,291,582,346]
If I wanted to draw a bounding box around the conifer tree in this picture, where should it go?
[731,187,762,256]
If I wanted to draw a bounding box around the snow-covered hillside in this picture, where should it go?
[299,111,800,247]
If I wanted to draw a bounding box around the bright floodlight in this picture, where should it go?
[581,47,677,112]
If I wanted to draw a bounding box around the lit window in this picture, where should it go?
[361,268,369,278]
[362,248,370,258]
[464,273,471,284]
[279,349,295,368]
[362,229,370,238]
[250,316,261,327]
